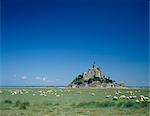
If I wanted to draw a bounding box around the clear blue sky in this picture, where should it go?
[1,0,149,86]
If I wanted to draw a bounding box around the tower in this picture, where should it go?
[92,62,97,69]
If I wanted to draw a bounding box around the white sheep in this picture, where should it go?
[56,94,60,97]
[143,96,149,101]
[119,95,126,99]
[113,96,118,100]
[135,99,140,103]
[106,95,111,98]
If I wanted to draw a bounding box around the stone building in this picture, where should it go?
[83,63,104,81]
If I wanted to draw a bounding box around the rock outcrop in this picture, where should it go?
[68,63,125,88]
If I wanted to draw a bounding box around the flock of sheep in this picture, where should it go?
[0,89,70,97]
[105,90,150,103]
[0,89,150,104]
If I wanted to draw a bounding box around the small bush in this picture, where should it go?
[117,102,124,107]
[15,100,21,107]
[140,101,149,107]
[123,101,135,108]
[14,101,30,110]
[22,101,30,106]
[19,104,27,110]
[4,100,12,104]
[54,103,59,106]
[76,101,116,108]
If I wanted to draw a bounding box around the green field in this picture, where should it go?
[0,88,150,116]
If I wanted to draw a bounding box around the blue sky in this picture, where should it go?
[1,0,149,86]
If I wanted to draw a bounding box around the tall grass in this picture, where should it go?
[76,101,149,109]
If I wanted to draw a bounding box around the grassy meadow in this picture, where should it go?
[0,88,150,116]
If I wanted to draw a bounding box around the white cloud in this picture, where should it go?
[21,75,27,80]
[42,77,46,81]
[35,76,47,82]
[34,76,61,84]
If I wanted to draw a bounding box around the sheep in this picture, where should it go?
[119,95,126,99]
[129,96,137,99]
[89,92,95,96]
[140,98,144,102]
[56,94,60,97]
[47,90,53,93]
[138,95,144,102]
[91,93,95,96]
[113,96,118,100]
[143,96,149,101]
[135,99,140,103]
[11,91,17,95]
[115,92,119,96]
[118,91,122,94]
[126,96,129,100]
[0,90,3,94]
[106,95,111,98]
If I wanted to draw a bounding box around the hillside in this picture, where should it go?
[68,63,125,88]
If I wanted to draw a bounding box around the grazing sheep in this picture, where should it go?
[139,95,145,101]
[0,90,3,94]
[106,95,111,98]
[118,91,122,94]
[129,96,137,99]
[89,92,95,96]
[11,91,17,95]
[126,96,129,100]
[56,94,60,97]
[44,94,47,97]
[47,90,53,93]
[40,93,44,96]
[113,96,118,100]
[115,92,119,96]
[143,96,149,101]
[140,98,144,102]
[135,99,140,103]
[119,95,126,99]
[91,93,95,96]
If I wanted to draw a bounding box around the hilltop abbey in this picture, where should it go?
[82,63,103,81]
[69,63,125,88]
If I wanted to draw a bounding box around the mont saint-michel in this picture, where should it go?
[69,63,125,88]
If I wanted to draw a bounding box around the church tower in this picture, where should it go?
[92,62,97,69]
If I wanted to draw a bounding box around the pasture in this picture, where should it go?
[0,88,150,116]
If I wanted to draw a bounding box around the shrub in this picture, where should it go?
[4,100,12,104]
[93,77,100,81]
[117,102,124,107]
[19,104,27,110]
[123,101,135,108]
[97,101,115,107]
[15,100,21,107]
[54,103,59,106]
[22,101,30,106]
[16,101,30,110]
[140,101,149,107]
[76,101,116,108]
